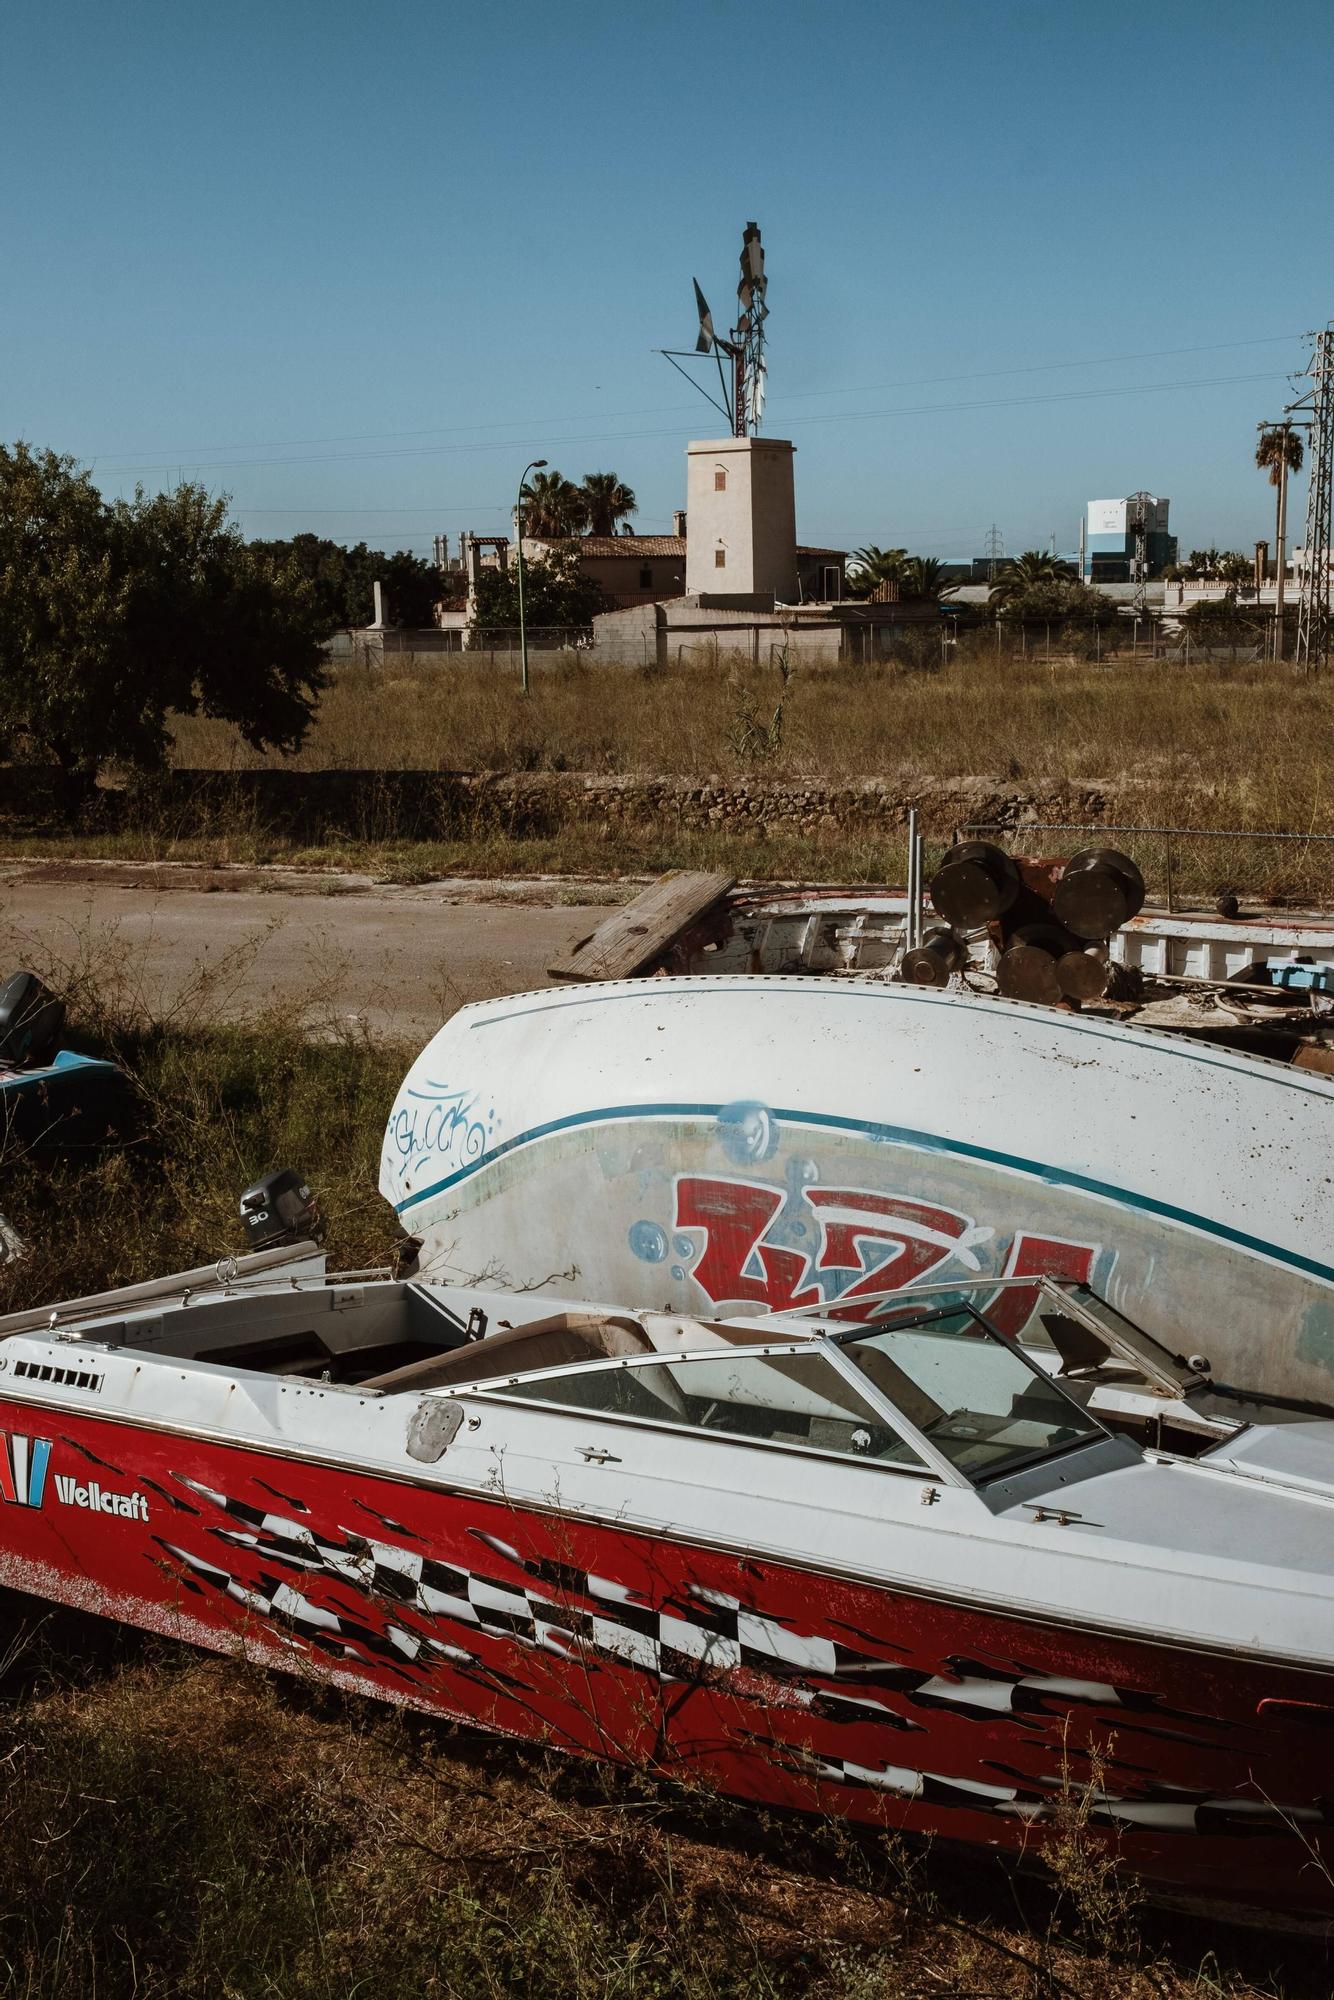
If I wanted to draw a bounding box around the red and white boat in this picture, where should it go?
[1,1254,1333,1927]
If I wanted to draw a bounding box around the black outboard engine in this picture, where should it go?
[0,970,66,1069]
[239,1169,324,1251]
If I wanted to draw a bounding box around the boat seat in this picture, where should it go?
[365,1310,653,1393]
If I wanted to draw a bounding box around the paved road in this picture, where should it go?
[0,861,627,1045]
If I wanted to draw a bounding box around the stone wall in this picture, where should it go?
[2,764,1127,844]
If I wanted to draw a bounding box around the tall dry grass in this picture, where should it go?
[168,648,1334,831]
[0,1621,1323,1998]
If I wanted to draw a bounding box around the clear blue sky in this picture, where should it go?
[3,0,1330,562]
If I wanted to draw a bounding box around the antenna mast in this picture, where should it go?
[659,221,769,437]
[1295,325,1334,675]
[1127,491,1153,614]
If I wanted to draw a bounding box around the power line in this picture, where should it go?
[82,332,1303,469]
[94,368,1293,480]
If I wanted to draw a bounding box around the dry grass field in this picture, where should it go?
[169,649,1334,825]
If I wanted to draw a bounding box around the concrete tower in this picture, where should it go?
[684,437,798,606]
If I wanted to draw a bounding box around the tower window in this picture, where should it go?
[714,469,727,491]
[639,566,652,589]
[715,548,726,569]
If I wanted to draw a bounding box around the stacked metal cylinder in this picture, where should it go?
[902,841,1146,1004]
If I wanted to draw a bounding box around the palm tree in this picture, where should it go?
[988,550,1072,607]
[579,472,637,537]
[1257,425,1303,658]
[519,470,587,539]
[1256,424,1304,491]
[846,546,908,598]
[899,555,958,602]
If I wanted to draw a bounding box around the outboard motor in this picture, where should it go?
[0,970,66,1069]
[239,1169,324,1251]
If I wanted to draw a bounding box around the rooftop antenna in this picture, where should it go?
[658,221,769,438]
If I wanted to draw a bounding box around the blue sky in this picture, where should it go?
[2,0,1330,562]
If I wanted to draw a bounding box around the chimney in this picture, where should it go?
[673,510,687,539]
[371,580,386,629]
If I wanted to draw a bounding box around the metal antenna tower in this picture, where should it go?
[1295,325,1334,675]
[984,524,1004,581]
[659,221,769,438]
[1127,492,1153,614]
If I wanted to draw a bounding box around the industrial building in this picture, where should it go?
[1084,495,1177,582]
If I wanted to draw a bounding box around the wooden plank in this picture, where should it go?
[547,871,737,982]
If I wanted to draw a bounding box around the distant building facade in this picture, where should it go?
[1084,495,1177,582]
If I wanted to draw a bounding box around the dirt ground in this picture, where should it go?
[0,859,632,1044]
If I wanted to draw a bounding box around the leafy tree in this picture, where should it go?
[0,444,325,805]
[845,546,908,598]
[579,472,637,537]
[898,555,959,602]
[247,534,441,632]
[519,470,588,539]
[468,543,612,633]
[1185,591,1262,653]
[1215,551,1254,587]
[994,576,1118,625]
[1185,547,1222,579]
[988,550,1074,606]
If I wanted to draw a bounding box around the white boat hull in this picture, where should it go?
[382,979,1334,1405]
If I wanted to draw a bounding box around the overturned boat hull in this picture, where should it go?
[382,979,1334,1405]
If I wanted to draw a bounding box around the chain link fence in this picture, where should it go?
[954,822,1334,911]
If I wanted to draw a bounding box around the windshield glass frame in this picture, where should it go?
[828,1303,1111,1485]
[450,1339,948,1479]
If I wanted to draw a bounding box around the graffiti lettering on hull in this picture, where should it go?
[631,1173,1100,1322]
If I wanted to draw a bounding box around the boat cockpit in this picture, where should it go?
[0,1258,1283,1490]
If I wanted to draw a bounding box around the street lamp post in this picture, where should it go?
[515,458,547,697]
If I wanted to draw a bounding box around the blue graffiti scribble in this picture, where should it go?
[628,1220,669,1264]
[389,1080,491,1180]
[717,1101,779,1166]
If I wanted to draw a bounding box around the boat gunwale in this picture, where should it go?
[3,1362,1333,1685]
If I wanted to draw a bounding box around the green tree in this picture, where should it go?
[845,546,908,598]
[247,534,441,632]
[519,470,587,538]
[899,555,959,602]
[0,444,325,805]
[1215,551,1254,587]
[579,472,637,537]
[1185,591,1263,654]
[988,550,1073,607]
[468,543,612,633]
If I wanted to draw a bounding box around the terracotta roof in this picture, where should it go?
[529,534,686,558]
[797,546,847,559]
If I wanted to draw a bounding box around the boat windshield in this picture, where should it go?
[836,1308,1105,1482]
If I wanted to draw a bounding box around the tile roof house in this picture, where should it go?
[522,530,846,609]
